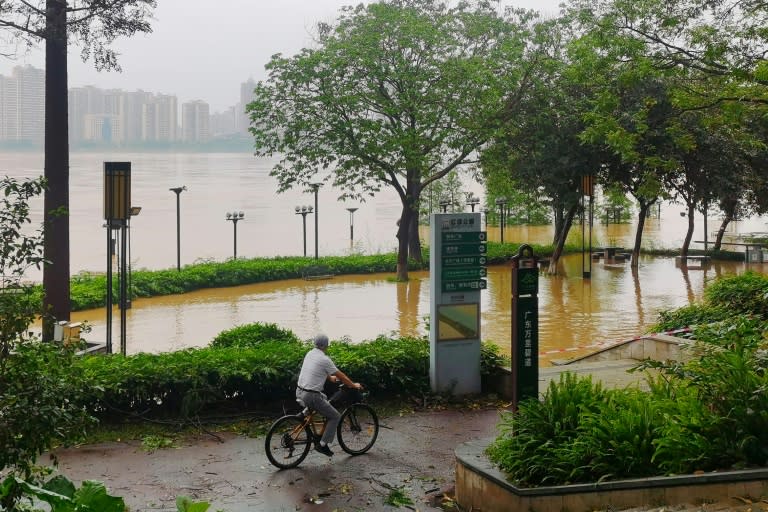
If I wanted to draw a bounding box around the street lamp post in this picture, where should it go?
[439,197,451,213]
[346,207,358,247]
[465,193,480,212]
[295,205,313,256]
[225,211,245,259]
[495,197,508,243]
[309,183,322,259]
[169,186,186,271]
[125,206,141,310]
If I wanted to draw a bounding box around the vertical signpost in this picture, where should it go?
[429,213,486,394]
[510,244,539,409]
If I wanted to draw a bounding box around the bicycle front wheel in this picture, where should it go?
[337,404,379,455]
[265,415,312,469]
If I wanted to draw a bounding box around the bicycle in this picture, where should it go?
[265,384,379,469]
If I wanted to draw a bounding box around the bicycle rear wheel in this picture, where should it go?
[265,415,312,469]
[337,404,379,455]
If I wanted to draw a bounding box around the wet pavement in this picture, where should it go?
[50,407,504,512]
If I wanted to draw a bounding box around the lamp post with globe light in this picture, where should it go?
[226,211,245,259]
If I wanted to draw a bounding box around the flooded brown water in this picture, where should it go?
[64,254,760,364]
[7,152,768,362]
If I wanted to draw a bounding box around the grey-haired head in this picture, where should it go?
[313,333,329,349]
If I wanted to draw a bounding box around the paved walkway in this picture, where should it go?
[51,407,504,512]
[46,361,756,511]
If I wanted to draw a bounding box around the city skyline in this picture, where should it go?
[0,64,253,145]
[0,0,561,112]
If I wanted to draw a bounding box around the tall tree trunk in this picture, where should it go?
[631,200,653,269]
[713,198,737,251]
[396,208,412,281]
[681,203,695,257]
[407,208,422,262]
[42,0,71,341]
[547,203,578,274]
[552,205,565,246]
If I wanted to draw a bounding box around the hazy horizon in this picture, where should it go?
[0,0,561,112]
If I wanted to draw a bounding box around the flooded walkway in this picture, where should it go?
[66,254,761,364]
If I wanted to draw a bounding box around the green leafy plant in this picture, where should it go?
[0,474,125,512]
[384,486,414,507]
[176,495,210,512]
[210,322,300,349]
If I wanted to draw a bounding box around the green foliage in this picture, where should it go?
[487,373,607,485]
[652,304,731,332]
[210,322,300,349]
[652,272,768,331]
[489,313,768,486]
[176,495,210,512]
[66,329,506,423]
[384,486,414,507]
[0,343,97,479]
[703,271,768,318]
[1,474,125,512]
[0,176,47,364]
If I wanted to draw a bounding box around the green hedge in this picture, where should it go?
[73,331,508,422]
[65,243,568,311]
[652,271,768,331]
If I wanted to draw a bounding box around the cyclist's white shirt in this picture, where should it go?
[297,348,338,392]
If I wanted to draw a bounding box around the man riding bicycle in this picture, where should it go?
[296,334,362,457]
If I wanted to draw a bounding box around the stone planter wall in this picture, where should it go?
[455,438,768,512]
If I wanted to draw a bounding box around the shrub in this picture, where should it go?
[210,322,301,348]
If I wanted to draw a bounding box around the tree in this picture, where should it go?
[248,0,544,280]
[0,177,94,506]
[0,0,156,339]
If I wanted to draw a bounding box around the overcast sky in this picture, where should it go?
[1,0,562,112]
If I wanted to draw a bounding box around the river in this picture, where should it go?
[5,151,768,361]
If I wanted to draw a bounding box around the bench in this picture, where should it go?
[674,255,710,268]
[301,265,335,281]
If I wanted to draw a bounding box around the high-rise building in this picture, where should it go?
[142,94,178,142]
[238,78,256,134]
[0,65,44,143]
[182,100,210,143]
[211,106,236,137]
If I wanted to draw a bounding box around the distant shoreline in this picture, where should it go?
[0,140,255,154]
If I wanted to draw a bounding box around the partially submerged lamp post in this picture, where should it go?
[309,183,322,259]
[295,205,313,257]
[581,175,595,279]
[169,186,186,271]
[495,197,508,243]
[465,193,480,212]
[226,211,245,259]
[346,207,358,247]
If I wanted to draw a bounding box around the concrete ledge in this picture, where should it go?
[455,437,768,512]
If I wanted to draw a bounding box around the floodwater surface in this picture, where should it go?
[65,254,760,364]
[7,151,768,362]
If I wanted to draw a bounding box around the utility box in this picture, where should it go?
[746,245,763,263]
[53,321,82,346]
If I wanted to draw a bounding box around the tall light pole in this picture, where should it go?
[169,186,186,271]
[346,207,358,247]
[465,193,480,212]
[309,183,322,259]
[126,206,141,310]
[226,211,245,259]
[439,197,451,213]
[495,197,508,243]
[295,205,313,256]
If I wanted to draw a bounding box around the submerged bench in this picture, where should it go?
[301,265,335,281]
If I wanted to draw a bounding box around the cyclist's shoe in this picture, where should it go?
[315,444,334,457]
